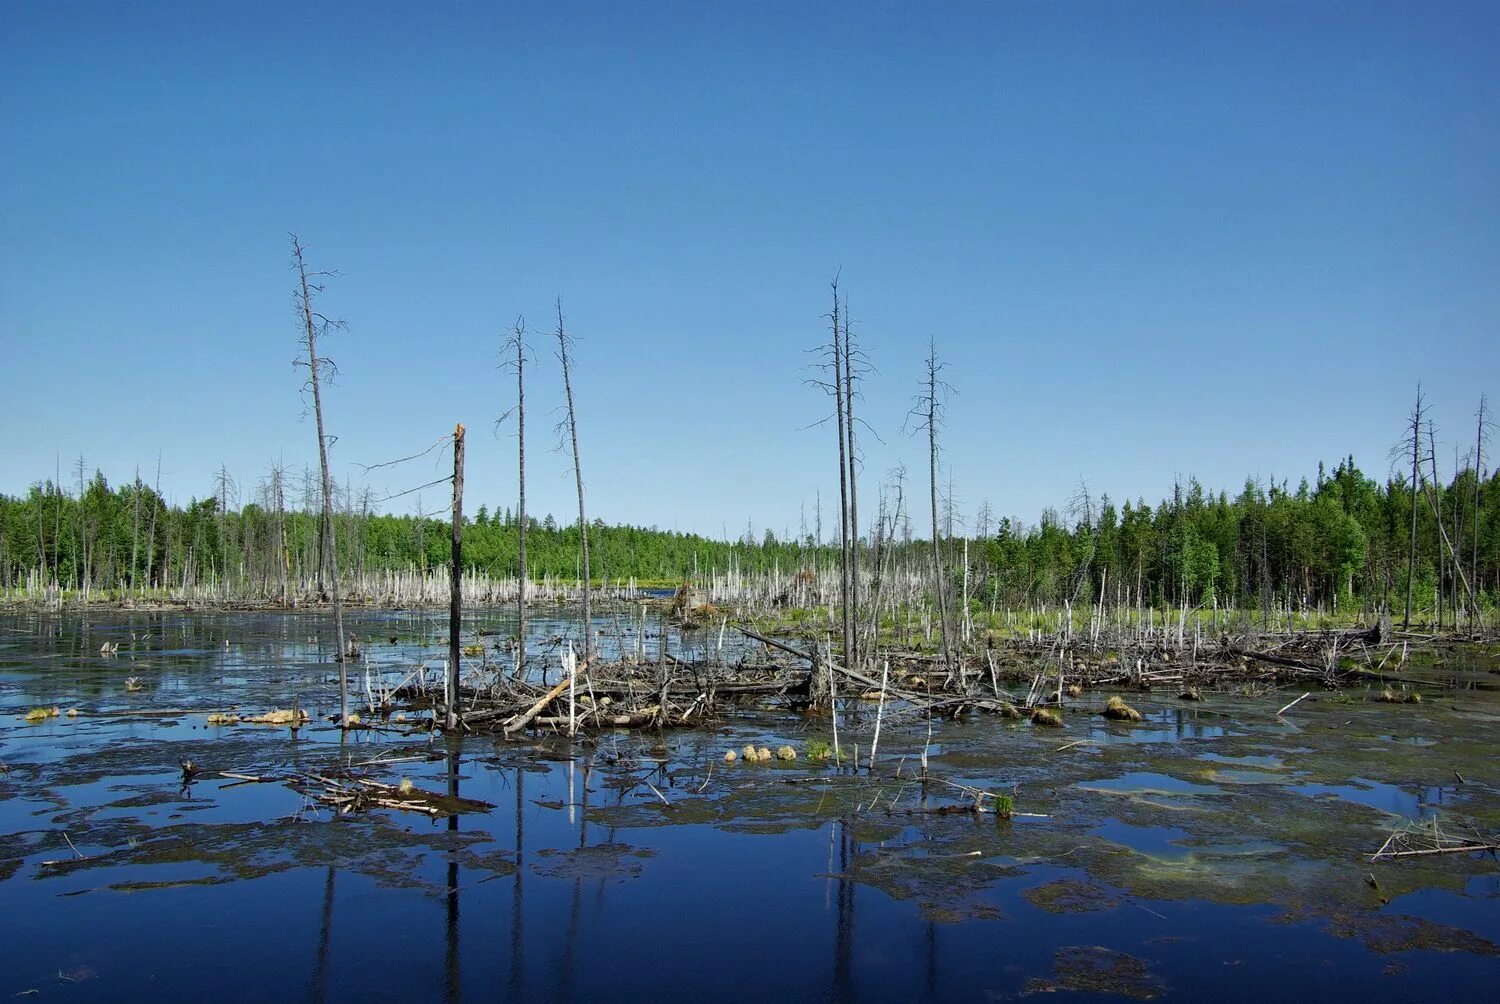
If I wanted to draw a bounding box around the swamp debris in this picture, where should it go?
[288,771,494,818]
[1101,695,1143,722]
[1371,818,1500,860]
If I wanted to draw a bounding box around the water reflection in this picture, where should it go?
[4,610,1500,1002]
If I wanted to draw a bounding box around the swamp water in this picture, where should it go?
[1,610,1497,1001]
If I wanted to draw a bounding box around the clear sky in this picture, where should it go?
[3,1,1496,540]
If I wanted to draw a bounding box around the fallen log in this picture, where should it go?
[502,675,576,735]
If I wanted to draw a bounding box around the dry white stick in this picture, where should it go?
[566,641,577,737]
[643,778,670,806]
[1275,692,1311,717]
[869,659,889,771]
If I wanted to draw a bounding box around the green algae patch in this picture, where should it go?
[1326,910,1500,956]
[31,815,515,891]
[1021,877,1122,915]
[531,843,655,883]
[1025,945,1166,999]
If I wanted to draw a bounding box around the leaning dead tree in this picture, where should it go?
[499,317,530,679]
[555,299,591,662]
[291,234,350,726]
[909,338,957,689]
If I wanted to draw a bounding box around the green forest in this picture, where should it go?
[0,456,1495,618]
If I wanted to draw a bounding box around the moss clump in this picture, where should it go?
[992,793,1014,819]
[805,739,832,761]
[1031,708,1063,728]
[1103,695,1144,722]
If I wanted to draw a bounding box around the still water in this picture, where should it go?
[1,609,1497,1000]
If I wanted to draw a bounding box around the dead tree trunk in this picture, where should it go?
[829,281,853,670]
[842,296,860,672]
[1403,384,1425,630]
[556,300,591,662]
[911,339,956,689]
[507,318,529,680]
[291,234,349,726]
[1473,395,1488,633]
[449,423,465,729]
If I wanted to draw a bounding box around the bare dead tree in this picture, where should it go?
[291,234,350,726]
[449,423,465,728]
[1402,384,1426,630]
[554,299,591,663]
[841,295,862,671]
[908,338,957,688]
[269,462,289,607]
[499,316,530,679]
[830,281,852,668]
[1474,395,1491,632]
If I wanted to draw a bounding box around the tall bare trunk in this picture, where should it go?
[916,340,956,688]
[1474,395,1488,633]
[512,319,528,679]
[556,300,591,662]
[1404,385,1424,630]
[292,234,348,725]
[830,281,852,669]
[449,423,465,728]
[842,297,860,671]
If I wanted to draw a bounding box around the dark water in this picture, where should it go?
[2,610,1498,1001]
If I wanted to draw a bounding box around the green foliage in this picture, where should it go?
[0,454,1496,625]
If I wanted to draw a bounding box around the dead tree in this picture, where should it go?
[829,281,853,668]
[500,317,530,679]
[554,299,591,663]
[1473,395,1490,632]
[909,339,957,688]
[1402,384,1426,630]
[291,234,350,726]
[449,423,465,729]
[841,295,861,671]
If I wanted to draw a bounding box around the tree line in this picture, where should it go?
[2,453,1495,622]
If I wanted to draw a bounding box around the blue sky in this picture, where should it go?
[3,1,1496,539]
